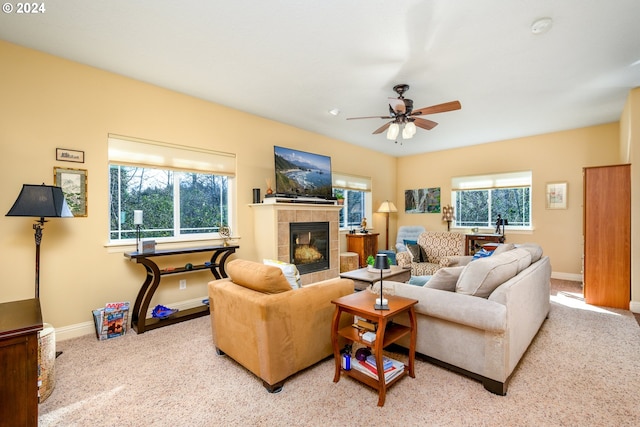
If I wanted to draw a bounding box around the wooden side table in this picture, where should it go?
[0,298,43,426]
[465,233,505,255]
[331,292,417,406]
[346,233,379,267]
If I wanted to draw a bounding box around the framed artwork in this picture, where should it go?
[54,167,88,216]
[56,148,85,163]
[546,182,567,209]
[405,187,441,213]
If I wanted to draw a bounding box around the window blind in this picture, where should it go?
[108,134,236,176]
[332,172,372,191]
[452,171,531,190]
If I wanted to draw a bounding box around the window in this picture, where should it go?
[452,171,531,229]
[108,135,235,244]
[332,172,372,230]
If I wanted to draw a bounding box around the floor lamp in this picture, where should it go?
[377,200,398,250]
[6,184,73,299]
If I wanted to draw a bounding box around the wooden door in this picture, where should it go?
[583,164,630,309]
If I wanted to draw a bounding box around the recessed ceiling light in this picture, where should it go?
[531,17,553,35]
[328,108,340,116]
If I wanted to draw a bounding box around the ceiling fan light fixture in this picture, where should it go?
[387,123,399,140]
[403,121,417,138]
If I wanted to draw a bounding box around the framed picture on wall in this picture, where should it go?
[54,167,88,216]
[405,187,441,213]
[56,148,85,163]
[546,182,567,209]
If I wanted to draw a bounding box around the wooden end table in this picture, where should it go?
[339,265,411,291]
[331,291,417,406]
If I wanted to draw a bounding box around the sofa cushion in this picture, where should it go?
[518,243,543,263]
[227,259,292,294]
[492,243,515,256]
[263,259,301,289]
[424,266,465,291]
[456,251,521,298]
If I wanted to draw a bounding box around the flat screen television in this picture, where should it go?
[274,146,332,198]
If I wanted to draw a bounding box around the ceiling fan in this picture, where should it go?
[347,84,461,140]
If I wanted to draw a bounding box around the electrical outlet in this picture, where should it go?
[179,279,187,290]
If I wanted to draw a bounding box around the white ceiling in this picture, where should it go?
[1,0,639,156]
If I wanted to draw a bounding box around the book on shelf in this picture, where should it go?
[92,301,130,341]
[355,317,377,332]
[351,356,405,383]
[365,354,393,371]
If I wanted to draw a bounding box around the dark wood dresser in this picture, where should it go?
[0,298,43,427]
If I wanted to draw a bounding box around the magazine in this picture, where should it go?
[92,301,130,340]
[351,356,405,383]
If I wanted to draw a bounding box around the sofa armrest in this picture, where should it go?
[396,251,412,268]
[389,281,507,333]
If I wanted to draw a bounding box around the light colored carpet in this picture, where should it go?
[39,281,640,426]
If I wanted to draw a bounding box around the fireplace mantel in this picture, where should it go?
[250,203,342,285]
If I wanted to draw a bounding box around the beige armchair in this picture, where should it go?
[208,259,354,393]
[396,231,467,276]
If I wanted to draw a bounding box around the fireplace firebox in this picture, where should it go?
[290,222,329,275]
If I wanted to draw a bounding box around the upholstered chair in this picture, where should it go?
[396,231,467,276]
[395,225,426,253]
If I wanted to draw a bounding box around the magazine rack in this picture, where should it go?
[124,245,238,333]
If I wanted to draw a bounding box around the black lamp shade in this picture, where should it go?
[6,184,73,218]
[374,254,388,270]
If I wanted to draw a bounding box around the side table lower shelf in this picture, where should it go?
[136,304,210,333]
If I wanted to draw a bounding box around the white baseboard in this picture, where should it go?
[551,271,582,282]
[54,297,208,342]
[630,301,640,314]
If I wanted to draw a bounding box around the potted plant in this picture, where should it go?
[335,190,344,205]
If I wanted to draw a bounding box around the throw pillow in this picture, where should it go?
[419,246,429,263]
[408,275,431,286]
[407,244,423,262]
[455,253,519,298]
[263,259,301,289]
[227,259,292,294]
[403,239,417,247]
[424,266,464,291]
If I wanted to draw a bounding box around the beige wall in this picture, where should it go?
[620,87,640,312]
[396,123,620,277]
[1,40,636,334]
[0,41,396,329]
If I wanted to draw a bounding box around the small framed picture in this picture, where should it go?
[56,148,85,163]
[546,182,567,209]
[54,167,88,217]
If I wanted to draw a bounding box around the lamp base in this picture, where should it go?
[374,298,389,310]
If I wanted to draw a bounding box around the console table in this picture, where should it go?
[124,245,238,334]
[0,298,42,426]
[465,233,505,255]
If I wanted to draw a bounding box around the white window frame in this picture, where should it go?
[332,172,372,231]
[107,135,236,245]
[451,171,532,231]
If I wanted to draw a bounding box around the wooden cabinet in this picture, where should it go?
[583,164,630,309]
[346,233,379,267]
[0,299,43,427]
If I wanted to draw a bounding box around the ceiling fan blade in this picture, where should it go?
[373,122,392,134]
[413,117,439,130]
[388,98,406,114]
[346,115,393,120]
[410,100,461,116]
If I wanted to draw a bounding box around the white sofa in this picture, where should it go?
[385,243,550,395]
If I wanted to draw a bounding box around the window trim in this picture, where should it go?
[451,171,532,231]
